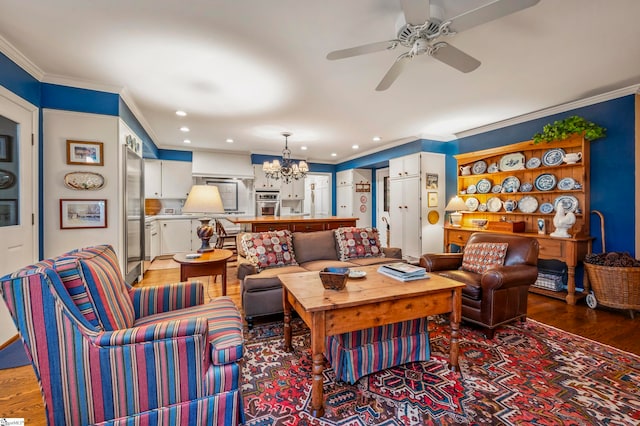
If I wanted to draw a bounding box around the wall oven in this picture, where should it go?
[256,192,280,216]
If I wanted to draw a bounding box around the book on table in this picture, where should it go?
[377,262,429,281]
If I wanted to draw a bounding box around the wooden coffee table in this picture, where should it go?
[173,249,233,296]
[278,264,464,418]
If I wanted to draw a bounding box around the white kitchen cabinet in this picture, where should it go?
[335,169,371,227]
[253,165,281,191]
[149,220,160,261]
[389,153,421,179]
[280,178,305,200]
[145,159,193,199]
[159,219,192,254]
[389,177,421,257]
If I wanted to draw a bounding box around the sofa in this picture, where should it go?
[0,244,245,426]
[237,228,403,327]
[420,232,539,338]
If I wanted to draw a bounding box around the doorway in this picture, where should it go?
[376,168,390,247]
[303,173,331,216]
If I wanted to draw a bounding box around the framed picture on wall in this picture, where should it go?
[60,199,107,229]
[66,140,104,166]
[426,173,438,189]
[428,191,438,207]
[0,135,12,162]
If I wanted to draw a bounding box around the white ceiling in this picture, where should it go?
[2,0,640,163]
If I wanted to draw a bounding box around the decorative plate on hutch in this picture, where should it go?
[478,203,487,212]
[534,173,557,191]
[542,148,566,166]
[465,197,479,211]
[466,184,477,194]
[519,182,533,192]
[472,160,487,174]
[487,163,499,173]
[487,196,503,212]
[501,176,520,193]
[64,172,105,190]
[499,152,525,171]
[554,195,579,213]
[491,184,502,193]
[557,177,576,191]
[476,178,492,194]
[526,157,541,169]
[539,203,554,214]
[518,196,539,213]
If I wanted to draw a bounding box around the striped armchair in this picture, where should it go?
[0,244,244,426]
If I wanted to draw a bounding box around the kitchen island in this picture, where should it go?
[227,215,357,233]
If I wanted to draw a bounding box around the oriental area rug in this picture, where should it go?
[242,317,640,425]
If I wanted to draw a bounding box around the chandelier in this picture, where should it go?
[263,132,309,184]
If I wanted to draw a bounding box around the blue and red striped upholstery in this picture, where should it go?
[0,244,245,426]
[325,318,430,384]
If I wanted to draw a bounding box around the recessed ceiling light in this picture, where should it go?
[226,138,234,143]
[372,136,381,142]
[352,144,359,149]
[331,152,337,157]
[175,110,187,117]
[180,126,190,132]
[183,139,191,144]
[301,146,308,150]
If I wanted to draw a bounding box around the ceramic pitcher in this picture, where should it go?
[503,199,518,212]
[562,152,582,164]
[460,165,471,175]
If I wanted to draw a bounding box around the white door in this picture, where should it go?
[376,168,390,247]
[0,88,38,343]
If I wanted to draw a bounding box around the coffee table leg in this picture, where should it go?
[310,314,325,418]
[283,289,292,352]
[449,288,462,372]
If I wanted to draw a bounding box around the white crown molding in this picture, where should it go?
[119,88,159,143]
[456,84,640,139]
[0,35,44,80]
[41,73,123,94]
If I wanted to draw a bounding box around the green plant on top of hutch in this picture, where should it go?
[532,115,606,144]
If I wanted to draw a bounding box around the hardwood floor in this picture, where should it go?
[1,263,638,424]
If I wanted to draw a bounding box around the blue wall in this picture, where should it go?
[456,95,636,255]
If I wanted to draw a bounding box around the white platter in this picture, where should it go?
[465,197,479,212]
[501,176,520,193]
[518,196,539,213]
[557,177,576,191]
[542,148,566,166]
[487,196,503,212]
[472,160,487,174]
[554,195,579,213]
[64,171,106,190]
[476,178,492,194]
[534,173,557,191]
[348,270,367,279]
[499,152,525,171]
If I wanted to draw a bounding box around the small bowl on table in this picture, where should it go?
[319,267,349,290]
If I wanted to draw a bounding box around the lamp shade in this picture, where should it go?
[182,185,225,214]
[445,196,467,212]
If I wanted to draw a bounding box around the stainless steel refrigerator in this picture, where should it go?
[124,145,144,285]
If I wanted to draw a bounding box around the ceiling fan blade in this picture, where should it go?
[431,42,480,73]
[376,55,411,91]
[326,40,399,60]
[400,0,430,26]
[447,0,540,33]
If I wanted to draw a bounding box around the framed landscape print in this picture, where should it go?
[60,199,107,229]
[66,140,104,166]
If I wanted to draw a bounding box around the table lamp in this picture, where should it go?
[182,185,225,252]
[445,196,467,228]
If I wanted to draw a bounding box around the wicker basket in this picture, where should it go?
[319,268,348,290]
[584,263,640,311]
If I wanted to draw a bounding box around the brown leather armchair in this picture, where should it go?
[421,232,539,338]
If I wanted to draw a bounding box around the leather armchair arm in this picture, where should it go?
[382,247,402,259]
[481,265,539,291]
[237,262,258,281]
[420,253,463,272]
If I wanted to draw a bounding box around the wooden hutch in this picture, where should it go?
[447,134,593,305]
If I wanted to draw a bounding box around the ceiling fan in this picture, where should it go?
[327,0,540,91]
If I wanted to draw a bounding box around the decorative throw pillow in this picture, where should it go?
[334,227,384,261]
[461,242,509,274]
[240,230,297,271]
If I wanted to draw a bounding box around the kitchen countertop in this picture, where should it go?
[227,215,357,224]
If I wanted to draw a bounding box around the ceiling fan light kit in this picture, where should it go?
[327,0,540,90]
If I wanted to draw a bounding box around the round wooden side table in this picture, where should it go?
[173,249,233,296]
